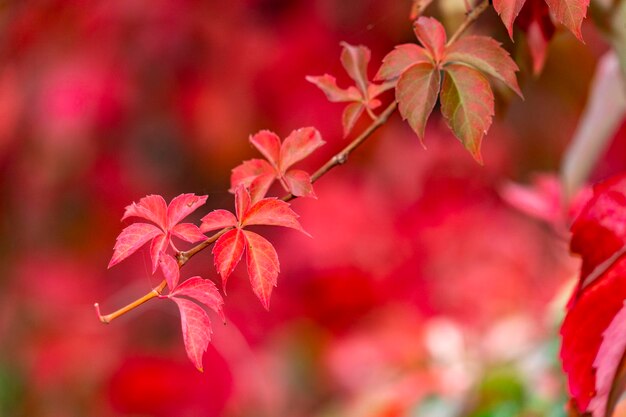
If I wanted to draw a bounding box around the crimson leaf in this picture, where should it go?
[202,186,307,307]
[307,42,394,137]
[169,276,225,372]
[230,128,324,200]
[109,193,208,272]
[560,175,626,416]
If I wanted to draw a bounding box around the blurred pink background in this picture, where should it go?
[1,1,625,416]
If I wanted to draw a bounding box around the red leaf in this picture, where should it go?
[519,0,556,75]
[413,17,447,63]
[570,176,626,293]
[588,302,626,417]
[200,210,238,233]
[500,174,591,226]
[561,257,626,415]
[308,43,392,137]
[284,169,316,199]
[243,230,279,310]
[249,130,281,168]
[122,194,168,230]
[230,159,275,192]
[396,62,440,142]
[342,102,365,138]
[171,223,207,243]
[241,198,308,234]
[170,276,225,323]
[444,36,523,98]
[376,44,432,81]
[340,42,371,94]
[159,252,180,290]
[170,297,212,372]
[167,194,208,228]
[108,223,162,268]
[560,174,626,414]
[305,74,362,102]
[212,228,246,286]
[248,173,277,202]
[493,0,528,37]
[150,234,169,273]
[544,0,588,41]
[235,186,251,222]
[279,127,325,172]
[440,64,494,164]
[111,193,208,269]
[367,81,395,100]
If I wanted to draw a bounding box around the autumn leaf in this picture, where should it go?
[230,128,324,200]
[243,230,279,310]
[307,42,394,137]
[444,36,523,97]
[493,0,587,42]
[109,194,208,272]
[168,276,224,371]
[396,62,440,142]
[412,16,446,63]
[158,252,180,290]
[201,186,307,308]
[376,16,520,163]
[516,0,556,75]
[440,64,495,164]
[560,175,626,417]
[375,44,432,81]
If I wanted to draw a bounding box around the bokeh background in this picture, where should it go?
[1,0,625,416]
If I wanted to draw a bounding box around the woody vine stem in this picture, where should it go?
[94,0,489,325]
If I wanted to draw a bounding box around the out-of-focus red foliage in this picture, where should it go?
[0,0,621,416]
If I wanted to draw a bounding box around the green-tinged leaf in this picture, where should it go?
[440,64,495,163]
[375,44,432,81]
[396,63,441,142]
[544,0,589,40]
[444,36,523,97]
[413,17,447,62]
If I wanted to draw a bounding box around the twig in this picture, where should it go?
[446,0,490,47]
[95,100,397,324]
[95,0,490,324]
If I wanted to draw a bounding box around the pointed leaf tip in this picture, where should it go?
[170,297,212,372]
[440,64,494,163]
[444,36,523,98]
[243,230,279,310]
[396,62,440,141]
[109,223,162,268]
[212,229,245,286]
[413,17,447,62]
[340,41,371,94]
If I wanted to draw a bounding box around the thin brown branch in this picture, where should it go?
[446,0,490,47]
[95,101,397,324]
[283,100,397,202]
[95,282,165,324]
[95,228,229,323]
[96,0,489,325]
